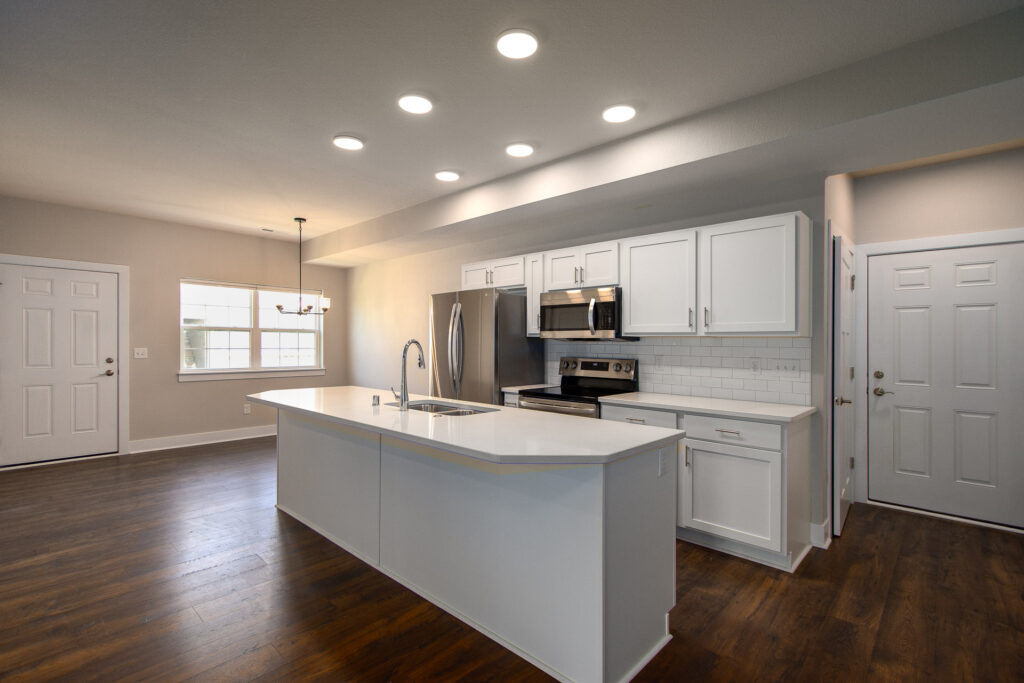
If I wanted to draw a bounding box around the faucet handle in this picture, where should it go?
[390,386,400,400]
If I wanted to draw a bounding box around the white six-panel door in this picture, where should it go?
[0,264,119,465]
[867,243,1024,528]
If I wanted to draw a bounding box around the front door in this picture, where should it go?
[0,263,119,465]
[867,243,1024,527]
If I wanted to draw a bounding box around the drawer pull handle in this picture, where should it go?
[715,428,741,436]
[625,417,646,424]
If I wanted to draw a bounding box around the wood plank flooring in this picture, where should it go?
[1,438,1021,681]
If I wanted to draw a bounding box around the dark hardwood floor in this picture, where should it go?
[1,438,1021,682]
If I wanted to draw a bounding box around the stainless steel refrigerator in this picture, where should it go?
[429,288,545,404]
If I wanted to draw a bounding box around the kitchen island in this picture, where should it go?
[248,386,683,683]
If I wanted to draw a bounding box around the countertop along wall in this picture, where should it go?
[0,195,349,443]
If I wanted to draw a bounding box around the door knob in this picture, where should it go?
[105,357,114,363]
[105,369,115,376]
[835,396,852,405]
[873,387,893,396]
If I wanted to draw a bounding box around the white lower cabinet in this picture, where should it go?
[502,391,519,407]
[680,438,782,552]
[677,413,810,572]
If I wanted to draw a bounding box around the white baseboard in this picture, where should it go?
[127,424,276,454]
[810,520,832,549]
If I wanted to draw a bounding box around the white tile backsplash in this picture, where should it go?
[544,336,812,406]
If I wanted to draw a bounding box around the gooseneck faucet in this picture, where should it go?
[391,339,425,410]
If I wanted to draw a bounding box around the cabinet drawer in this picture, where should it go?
[682,414,780,450]
[601,404,677,428]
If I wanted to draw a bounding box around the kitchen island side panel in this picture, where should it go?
[603,446,676,683]
[378,435,605,683]
[276,411,382,565]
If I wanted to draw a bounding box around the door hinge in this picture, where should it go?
[849,366,854,381]
[850,274,856,290]
[849,457,855,470]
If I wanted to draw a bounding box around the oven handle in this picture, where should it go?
[518,397,599,417]
[587,297,596,335]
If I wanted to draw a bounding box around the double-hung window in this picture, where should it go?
[179,280,326,381]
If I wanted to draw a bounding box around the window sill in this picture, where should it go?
[178,368,327,383]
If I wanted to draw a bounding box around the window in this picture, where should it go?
[180,280,326,379]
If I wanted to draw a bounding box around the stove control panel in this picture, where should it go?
[558,357,637,380]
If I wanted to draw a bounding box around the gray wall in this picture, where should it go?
[854,146,1024,243]
[0,195,349,441]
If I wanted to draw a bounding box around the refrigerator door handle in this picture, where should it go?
[455,303,465,397]
[447,303,458,396]
[587,298,596,335]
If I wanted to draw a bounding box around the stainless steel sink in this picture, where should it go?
[386,400,496,416]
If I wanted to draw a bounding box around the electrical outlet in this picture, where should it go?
[133,347,148,359]
[243,403,252,415]
[751,358,761,373]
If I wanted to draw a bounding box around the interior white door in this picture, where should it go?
[867,243,1024,528]
[832,236,855,535]
[0,264,119,465]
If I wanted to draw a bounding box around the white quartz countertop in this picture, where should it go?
[599,392,816,422]
[248,386,683,465]
[500,384,559,394]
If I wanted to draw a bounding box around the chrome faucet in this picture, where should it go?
[391,339,425,410]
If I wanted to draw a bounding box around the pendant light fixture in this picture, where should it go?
[276,217,331,316]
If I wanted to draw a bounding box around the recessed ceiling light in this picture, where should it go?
[332,135,364,150]
[496,30,538,59]
[602,105,636,123]
[435,170,461,182]
[398,94,433,114]
[505,143,534,158]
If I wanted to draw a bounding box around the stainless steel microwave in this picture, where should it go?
[539,287,634,340]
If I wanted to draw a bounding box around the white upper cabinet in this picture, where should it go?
[699,212,809,335]
[620,228,697,335]
[460,256,525,290]
[524,253,544,336]
[543,241,619,291]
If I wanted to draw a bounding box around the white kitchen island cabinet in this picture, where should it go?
[250,386,682,683]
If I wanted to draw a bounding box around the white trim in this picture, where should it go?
[0,253,131,457]
[865,500,1024,536]
[127,423,276,454]
[810,520,832,548]
[853,227,1024,504]
[178,368,326,382]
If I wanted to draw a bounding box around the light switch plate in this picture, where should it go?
[133,347,148,359]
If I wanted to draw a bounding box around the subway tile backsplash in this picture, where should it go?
[544,337,812,406]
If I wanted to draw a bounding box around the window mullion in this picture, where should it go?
[251,288,259,370]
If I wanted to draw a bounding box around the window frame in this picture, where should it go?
[178,279,327,382]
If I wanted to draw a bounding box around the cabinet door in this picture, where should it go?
[524,253,544,336]
[544,248,580,291]
[699,214,797,333]
[579,241,619,287]
[461,261,491,290]
[679,438,782,552]
[620,229,696,335]
[489,256,525,287]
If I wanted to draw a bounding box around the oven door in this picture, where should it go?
[539,287,620,340]
[518,396,600,418]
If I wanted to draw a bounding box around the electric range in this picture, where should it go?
[517,357,638,418]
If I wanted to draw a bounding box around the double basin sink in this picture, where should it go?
[387,400,498,417]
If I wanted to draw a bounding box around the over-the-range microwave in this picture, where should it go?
[539,287,636,341]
